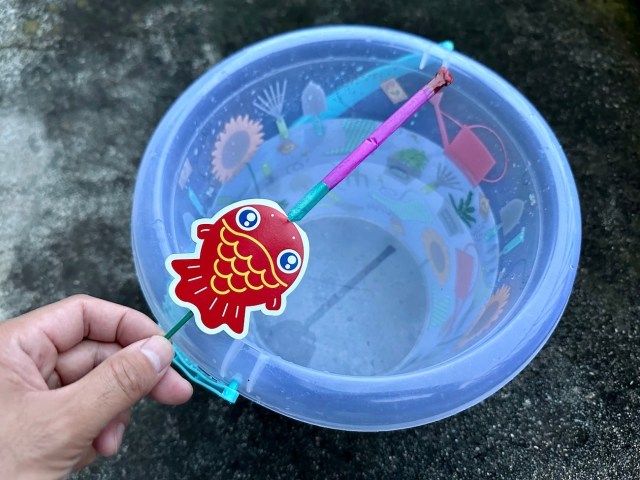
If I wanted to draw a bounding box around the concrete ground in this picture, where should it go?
[1,0,638,478]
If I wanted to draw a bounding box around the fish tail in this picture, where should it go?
[170,257,248,335]
[170,257,211,301]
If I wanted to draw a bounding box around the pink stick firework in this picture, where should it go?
[288,66,453,222]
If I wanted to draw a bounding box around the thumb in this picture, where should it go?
[61,335,174,437]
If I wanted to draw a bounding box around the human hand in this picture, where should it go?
[0,295,193,479]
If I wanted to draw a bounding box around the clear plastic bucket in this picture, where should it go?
[132,26,581,431]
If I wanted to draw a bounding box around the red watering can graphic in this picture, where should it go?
[431,92,508,186]
[443,243,479,336]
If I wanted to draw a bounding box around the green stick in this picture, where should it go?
[164,311,193,339]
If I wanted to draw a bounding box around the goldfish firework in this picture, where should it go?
[166,199,309,339]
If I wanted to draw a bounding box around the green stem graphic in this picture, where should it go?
[246,164,261,197]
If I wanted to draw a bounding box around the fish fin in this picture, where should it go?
[197,300,247,335]
[196,222,216,240]
[172,283,248,336]
[265,295,282,311]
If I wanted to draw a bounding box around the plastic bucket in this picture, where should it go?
[132,26,581,431]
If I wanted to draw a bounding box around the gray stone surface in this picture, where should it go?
[1,0,638,478]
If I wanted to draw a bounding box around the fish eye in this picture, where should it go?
[236,207,260,231]
[277,249,301,274]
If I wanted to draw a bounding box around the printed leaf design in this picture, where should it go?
[450,191,476,227]
[422,164,462,194]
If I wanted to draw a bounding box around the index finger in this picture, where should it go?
[16,294,164,353]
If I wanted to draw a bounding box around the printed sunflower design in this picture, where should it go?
[422,228,450,287]
[211,115,264,183]
[459,284,511,348]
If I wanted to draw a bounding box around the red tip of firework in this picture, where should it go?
[428,67,453,94]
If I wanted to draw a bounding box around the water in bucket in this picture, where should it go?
[185,113,508,376]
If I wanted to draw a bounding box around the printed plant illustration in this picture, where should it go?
[253,80,290,139]
[387,148,428,182]
[449,191,476,227]
[422,163,462,193]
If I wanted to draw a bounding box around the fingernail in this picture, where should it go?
[140,336,173,373]
[114,423,125,452]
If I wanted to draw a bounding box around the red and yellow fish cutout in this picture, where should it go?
[166,199,309,339]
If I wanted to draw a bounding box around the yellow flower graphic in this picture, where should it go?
[422,228,450,287]
[211,115,264,183]
[459,284,510,348]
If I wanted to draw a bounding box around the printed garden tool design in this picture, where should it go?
[301,81,327,137]
[430,92,508,186]
[443,244,479,335]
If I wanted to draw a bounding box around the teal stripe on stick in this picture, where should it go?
[287,182,330,222]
